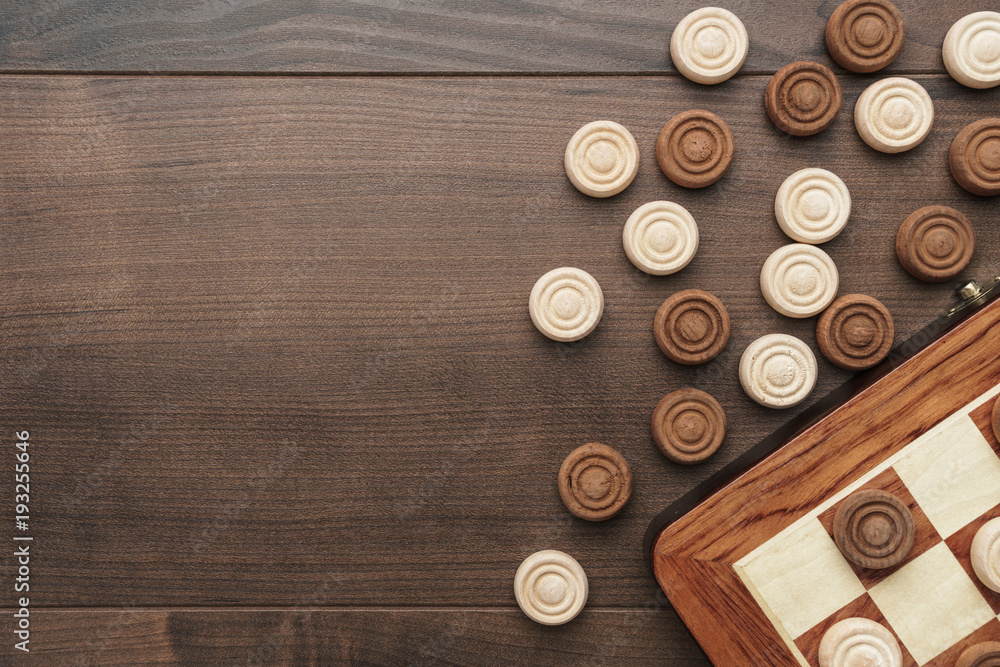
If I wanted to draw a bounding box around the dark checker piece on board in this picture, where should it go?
[651,388,726,465]
[950,118,1000,197]
[765,61,842,136]
[653,289,730,365]
[993,395,1000,444]
[656,110,734,189]
[825,0,905,73]
[557,442,633,522]
[816,294,894,371]
[834,489,915,569]
[957,641,1000,667]
[895,205,975,283]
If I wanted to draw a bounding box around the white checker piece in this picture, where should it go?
[736,383,1000,666]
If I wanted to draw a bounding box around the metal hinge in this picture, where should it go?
[948,276,1000,315]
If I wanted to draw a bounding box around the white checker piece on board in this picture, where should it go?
[735,382,1000,666]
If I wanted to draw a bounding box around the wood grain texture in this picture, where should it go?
[1,0,998,74]
[0,608,705,665]
[0,70,998,664]
[1,74,998,609]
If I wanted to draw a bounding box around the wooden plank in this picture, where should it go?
[0,608,707,665]
[1,74,998,612]
[0,0,995,74]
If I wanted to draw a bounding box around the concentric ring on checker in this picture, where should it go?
[833,489,914,568]
[760,244,839,318]
[564,120,639,197]
[895,206,975,283]
[622,201,700,275]
[854,77,933,153]
[949,118,1000,196]
[957,642,1000,667]
[817,618,902,667]
[943,11,1000,89]
[739,334,817,409]
[826,0,905,73]
[528,267,604,342]
[514,550,588,626]
[765,61,843,136]
[558,443,632,522]
[656,110,734,188]
[653,289,730,365]
[817,294,894,371]
[775,168,851,244]
[651,388,726,464]
[670,7,749,84]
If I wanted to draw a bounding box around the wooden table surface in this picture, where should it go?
[1,1,998,664]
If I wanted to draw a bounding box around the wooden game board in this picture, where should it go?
[647,289,1000,666]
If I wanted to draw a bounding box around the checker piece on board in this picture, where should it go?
[817,294,894,371]
[564,120,639,197]
[825,0,905,73]
[651,388,726,464]
[558,443,632,522]
[950,118,1000,197]
[834,489,915,569]
[994,395,1000,443]
[818,617,902,667]
[971,516,1000,593]
[895,206,975,283]
[514,550,588,626]
[656,110,734,189]
[653,289,730,365]
[957,642,1000,667]
[765,62,842,136]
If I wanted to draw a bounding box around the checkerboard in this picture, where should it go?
[738,391,1000,666]
[647,294,1000,666]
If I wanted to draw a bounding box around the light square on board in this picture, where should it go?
[742,518,865,640]
[894,415,1000,539]
[869,542,994,665]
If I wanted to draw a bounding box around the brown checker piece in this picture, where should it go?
[971,399,1000,454]
[926,618,1000,667]
[945,500,1000,615]
[818,468,940,587]
[794,593,915,667]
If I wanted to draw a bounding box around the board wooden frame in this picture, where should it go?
[646,289,1000,665]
